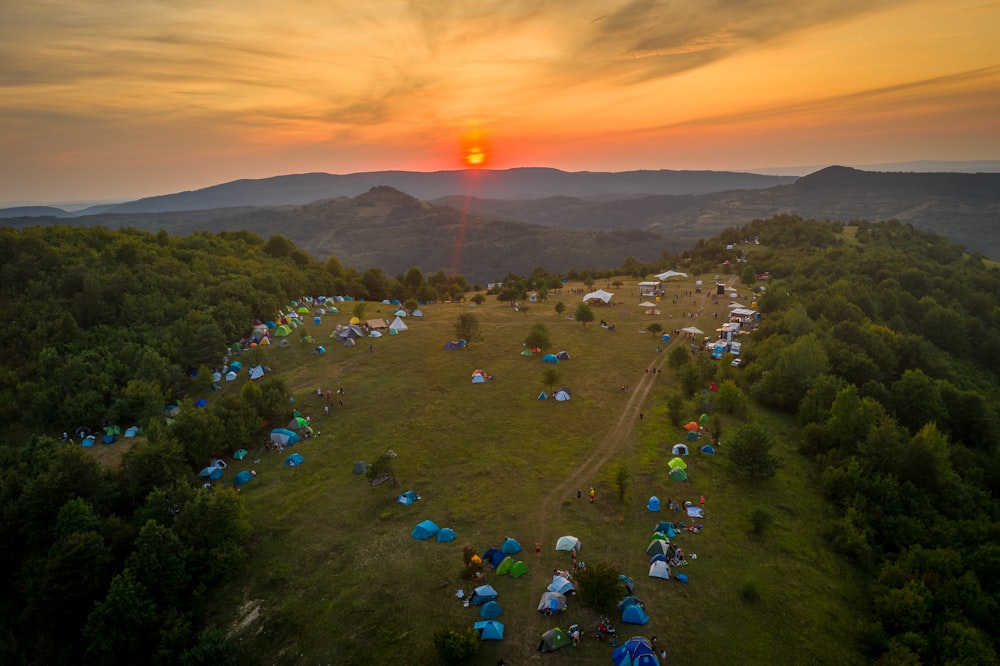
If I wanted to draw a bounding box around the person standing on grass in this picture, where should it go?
[589,487,595,503]
[535,541,541,556]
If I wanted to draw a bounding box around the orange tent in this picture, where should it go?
[683,421,700,431]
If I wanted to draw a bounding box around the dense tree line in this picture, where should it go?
[705,216,1000,663]
[0,225,482,663]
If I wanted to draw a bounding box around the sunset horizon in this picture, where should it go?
[2,0,998,203]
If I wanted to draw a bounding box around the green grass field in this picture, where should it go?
[203,277,867,665]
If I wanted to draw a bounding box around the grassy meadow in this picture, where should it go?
[196,277,866,665]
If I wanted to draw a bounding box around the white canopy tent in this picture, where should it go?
[582,289,614,304]
[656,270,688,280]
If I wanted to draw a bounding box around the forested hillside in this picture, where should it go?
[697,216,1000,663]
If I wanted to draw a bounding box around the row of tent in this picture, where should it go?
[538,388,571,401]
[411,519,457,542]
[521,350,571,362]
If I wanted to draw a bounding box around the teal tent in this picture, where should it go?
[411,520,440,540]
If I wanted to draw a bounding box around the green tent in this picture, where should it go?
[668,456,688,469]
[520,349,532,356]
[537,627,572,652]
[699,412,709,423]
[510,561,528,578]
[274,325,292,337]
[233,449,248,460]
[496,556,514,576]
[669,466,688,481]
[297,306,310,314]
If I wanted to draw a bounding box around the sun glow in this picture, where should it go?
[461,129,490,168]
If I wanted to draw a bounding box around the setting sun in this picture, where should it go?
[461,129,490,168]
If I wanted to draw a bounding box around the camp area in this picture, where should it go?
[76,275,863,664]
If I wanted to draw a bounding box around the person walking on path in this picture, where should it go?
[534,541,541,556]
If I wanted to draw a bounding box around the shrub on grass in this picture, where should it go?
[740,580,760,604]
[433,627,479,664]
[749,508,774,536]
[573,561,620,615]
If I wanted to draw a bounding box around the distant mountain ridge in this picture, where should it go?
[3,167,795,217]
[2,166,998,275]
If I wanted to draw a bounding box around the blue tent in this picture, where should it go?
[102,435,116,444]
[397,490,420,505]
[542,353,559,363]
[700,444,716,455]
[411,519,440,540]
[662,333,671,341]
[270,428,300,446]
[650,553,667,564]
[479,600,503,620]
[619,574,635,595]
[483,548,504,568]
[233,471,255,486]
[313,316,321,324]
[500,537,522,555]
[647,496,661,511]
[612,636,660,666]
[675,573,689,583]
[547,575,575,595]
[81,436,95,447]
[655,521,676,534]
[199,466,223,480]
[436,527,456,542]
[470,584,498,605]
[443,341,464,350]
[537,391,547,400]
[622,604,650,625]
[285,453,305,467]
[195,399,208,408]
[473,620,504,640]
[618,595,644,611]
[229,361,242,372]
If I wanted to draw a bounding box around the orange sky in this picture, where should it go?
[1,0,998,203]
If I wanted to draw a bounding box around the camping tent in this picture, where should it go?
[389,316,408,332]
[199,466,223,480]
[473,620,504,640]
[497,556,515,576]
[647,496,661,511]
[621,604,650,625]
[650,553,667,564]
[541,353,559,363]
[686,430,700,441]
[443,341,464,350]
[555,350,571,360]
[233,449,248,460]
[81,436,96,447]
[554,388,571,401]
[521,349,533,357]
[657,269,688,280]
[672,443,689,455]
[288,416,309,430]
[285,453,305,467]
[649,560,671,579]
[436,527,457,542]
[669,467,688,481]
[537,591,567,613]
[699,444,716,455]
[537,391,547,400]
[411,520,440,540]
[646,540,671,556]
[548,575,575,594]
[483,548,504,569]
[582,289,614,303]
[124,426,139,437]
[270,428,300,446]
[233,471,255,486]
[668,457,688,469]
[683,421,700,431]
[509,561,528,578]
[612,636,660,666]
[501,537,522,555]
[471,369,488,383]
[225,371,237,381]
[470,584,498,606]
[352,461,371,475]
[618,596,645,611]
[397,490,420,505]
[479,600,503,620]
[555,536,581,553]
[536,627,572,653]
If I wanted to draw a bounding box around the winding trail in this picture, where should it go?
[520,276,735,659]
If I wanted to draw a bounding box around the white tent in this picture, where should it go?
[389,316,408,332]
[656,270,688,280]
[555,535,581,552]
[637,301,657,308]
[680,326,704,336]
[649,560,671,579]
[583,289,614,303]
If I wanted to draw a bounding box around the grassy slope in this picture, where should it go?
[204,277,866,665]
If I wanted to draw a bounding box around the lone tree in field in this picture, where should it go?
[575,303,595,326]
[524,322,551,351]
[554,301,565,318]
[573,561,620,615]
[541,367,562,394]
[727,420,782,480]
[352,301,367,320]
[453,313,480,344]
